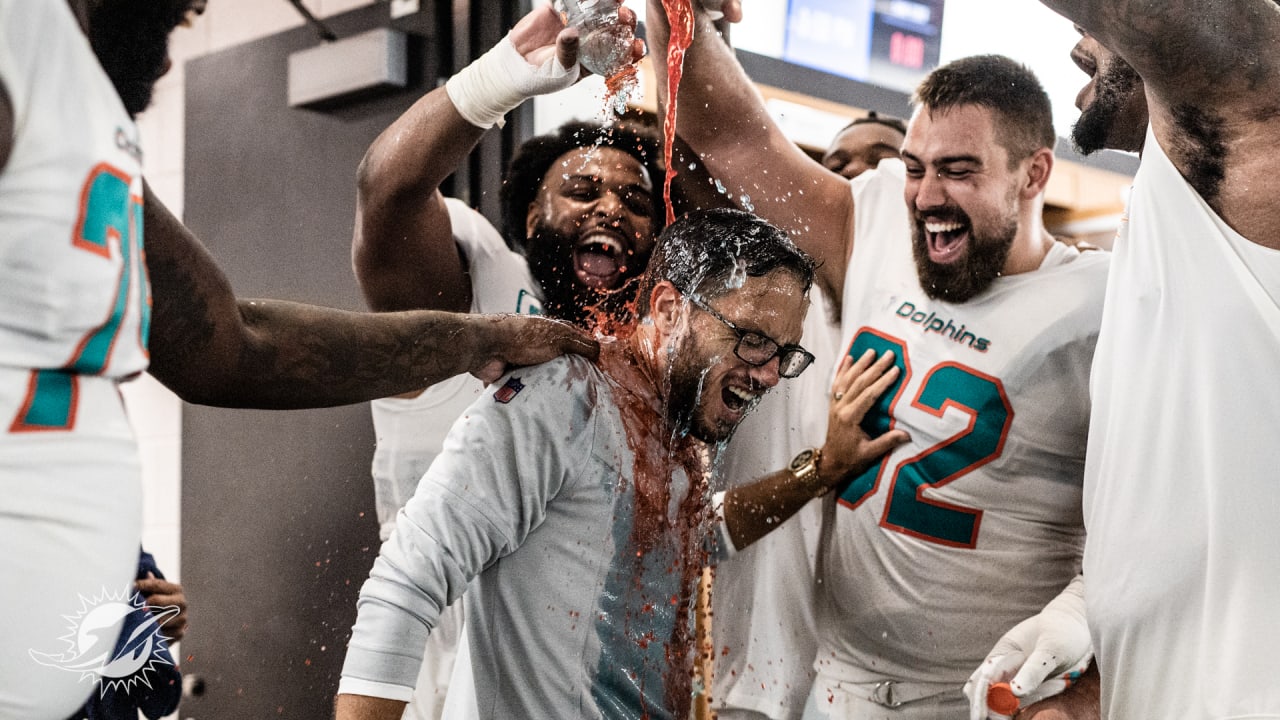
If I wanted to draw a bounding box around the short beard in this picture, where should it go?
[663,340,713,443]
[911,211,1016,304]
[1071,59,1141,156]
[523,224,641,331]
[88,0,190,117]
[665,334,755,445]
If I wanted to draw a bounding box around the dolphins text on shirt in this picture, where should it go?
[894,301,991,353]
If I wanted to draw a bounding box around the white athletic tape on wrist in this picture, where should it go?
[445,36,579,129]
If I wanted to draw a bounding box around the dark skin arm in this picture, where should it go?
[143,182,597,409]
[353,6,584,313]
[352,91,480,314]
[352,5,639,313]
[350,5,570,312]
[723,350,907,549]
[1040,0,1280,249]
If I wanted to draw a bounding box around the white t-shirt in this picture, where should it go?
[818,160,1108,691]
[342,353,715,719]
[709,289,839,720]
[1083,127,1280,719]
[368,198,541,539]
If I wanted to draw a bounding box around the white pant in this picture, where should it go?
[0,374,141,719]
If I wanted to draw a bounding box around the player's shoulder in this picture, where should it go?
[483,354,604,412]
[1021,242,1111,328]
[1049,241,1112,285]
[849,160,910,235]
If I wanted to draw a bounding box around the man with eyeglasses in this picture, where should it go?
[336,208,905,720]
[649,3,1111,716]
[686,296,816,377]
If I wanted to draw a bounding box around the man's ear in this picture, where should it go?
[1022,147,1055,199]
[649,280,687,337]
[524,200,540,239]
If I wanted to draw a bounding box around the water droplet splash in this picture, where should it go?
[726,257,747,289]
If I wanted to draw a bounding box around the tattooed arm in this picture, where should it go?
[143,182,597,409]
[1042,0,1280,247]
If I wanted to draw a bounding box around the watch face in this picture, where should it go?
[790,448,815,471]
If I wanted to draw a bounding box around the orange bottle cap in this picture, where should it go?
[987,682,1021,716]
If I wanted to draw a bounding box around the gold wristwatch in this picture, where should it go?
[788,447,822,483]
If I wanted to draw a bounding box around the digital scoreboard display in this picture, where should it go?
[770,0,947,92]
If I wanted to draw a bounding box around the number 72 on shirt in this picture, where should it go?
[838,328,1013,548]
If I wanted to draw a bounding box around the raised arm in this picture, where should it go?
[722,350,906,549]
[352,92,479,313]
[143,182,597,409]
[353,4,582,313]
[645,0,856,305]
[1042,0,1280,246]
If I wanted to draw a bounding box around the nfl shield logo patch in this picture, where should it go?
[493,376,525,404]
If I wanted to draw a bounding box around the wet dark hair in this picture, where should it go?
[88,0,195,117]
[500,120,664,252]
[912,54,1056,166]
[840,110,907,137]
[635,208,815,318]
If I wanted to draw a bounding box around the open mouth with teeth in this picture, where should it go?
[721,384,760,417]
[573,232,631,289]
[923,219,971,264]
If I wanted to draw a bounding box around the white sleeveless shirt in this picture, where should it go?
[1084,127,1280,719]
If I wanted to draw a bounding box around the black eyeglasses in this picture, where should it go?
[688,296,815,378]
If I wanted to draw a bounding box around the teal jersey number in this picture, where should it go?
[10,164,147,432]
[838,328,1012,548]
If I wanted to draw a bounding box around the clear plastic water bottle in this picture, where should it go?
[559,0,633,77]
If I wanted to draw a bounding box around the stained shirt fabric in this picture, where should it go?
[341,350,721,719]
